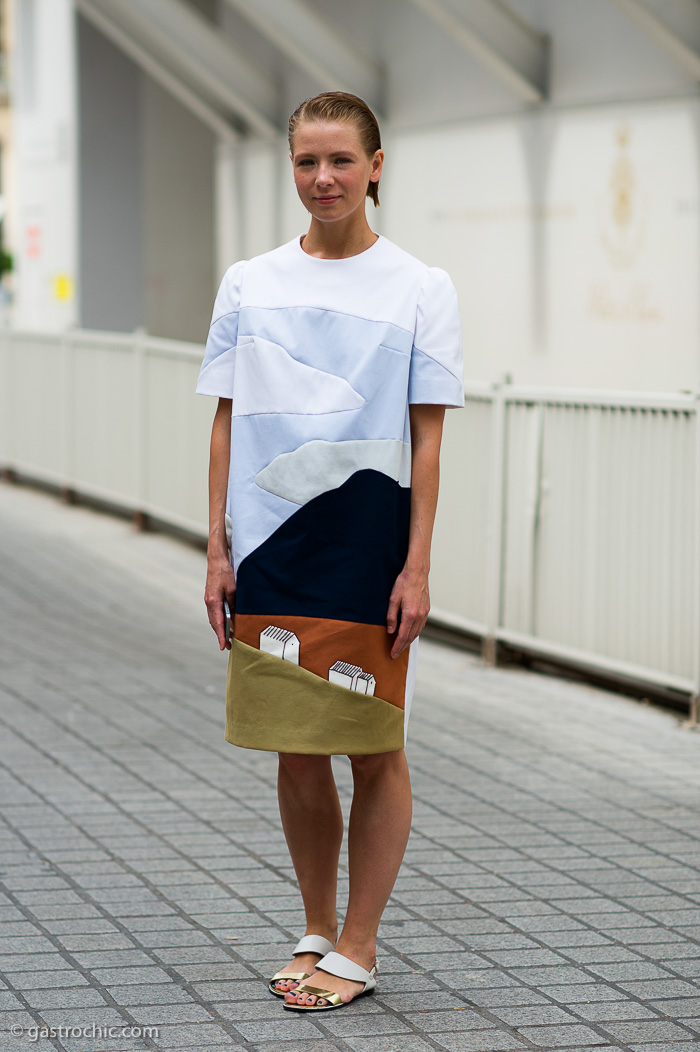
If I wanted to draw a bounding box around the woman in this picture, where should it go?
[198,92,463,1013]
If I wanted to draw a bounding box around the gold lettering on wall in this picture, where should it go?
[588,280,660,323]
[589,123,661,324]
[599,123,647,269]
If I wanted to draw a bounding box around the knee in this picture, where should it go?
[278,752,332,780]
[348,749,406,779]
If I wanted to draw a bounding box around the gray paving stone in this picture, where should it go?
[343,1039,438,1052]
[601,1019,698,1041]
[588,962,677,981]
[400,1009,495,1031]
[484,948,569,967]
[36,1008,130,1028]
[88,966,173,985]
[627,1045,700,1052]
[515,1024,609,1046]
[228,1018,327,1041]
[249,1044,348,1052]
[648,997,700,1016]
[467,989,550,1007]
[54,934,136,952]
[212,1001,290,1021]
[0,952,72,971]
[0,991,26,1011]
[20,987,109,1009]
[489,1005,583,1025]
[174,962,257,981]
[0,1010,43,1030]
[151,947,233,966]
[400,952,488,971]
[618,979,700,998]
[574,1000,660,1022]
[309,1014,414,1037]
[427,1033,526,1051]
[508,965,593,984]
[108,985,197,1006]
[68,950,159,969]
[5,969,90,989]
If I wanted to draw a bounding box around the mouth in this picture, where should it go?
[315,195,340,204]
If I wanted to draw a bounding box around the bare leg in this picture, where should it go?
[285,748,412,1006]
[272,753,343,993]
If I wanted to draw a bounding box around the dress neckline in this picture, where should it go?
[296,233,383,262]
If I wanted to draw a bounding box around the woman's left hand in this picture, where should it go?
[386,566,430,659]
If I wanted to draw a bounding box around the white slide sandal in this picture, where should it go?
[282,950,378,1012]
[268,934,336,997]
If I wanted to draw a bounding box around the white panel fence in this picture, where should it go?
[2,329,698,711]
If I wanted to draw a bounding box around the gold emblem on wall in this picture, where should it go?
[599,123,647,269]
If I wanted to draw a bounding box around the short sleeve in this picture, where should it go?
[408,267,464,407]
[196,260,247,397]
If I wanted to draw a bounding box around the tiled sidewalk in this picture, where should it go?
[1,482,700,1052]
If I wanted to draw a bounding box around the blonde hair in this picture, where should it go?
[288,91,382,207]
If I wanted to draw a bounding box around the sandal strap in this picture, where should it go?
[293,935,335,958]
[270,970,308,984]
[316,951,375,988]
[294,983,343,1006]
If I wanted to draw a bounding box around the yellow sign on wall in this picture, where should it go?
[52,274,74,301]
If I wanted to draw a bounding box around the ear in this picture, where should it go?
[370,149,384,183]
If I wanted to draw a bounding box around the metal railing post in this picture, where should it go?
[133,327,149,531]
[482,381,507,665]
[691,393,700,723]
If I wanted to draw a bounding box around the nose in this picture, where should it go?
[316,162,334,187]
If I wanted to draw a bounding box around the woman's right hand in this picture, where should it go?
[205,555,237,650]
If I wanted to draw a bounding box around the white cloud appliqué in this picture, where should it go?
[254,438,412,505]
[232,336,365,416]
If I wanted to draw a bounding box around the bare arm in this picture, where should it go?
[386,403,446,659]
[204,397,236,650]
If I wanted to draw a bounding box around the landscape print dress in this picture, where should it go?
[197,234,463,755]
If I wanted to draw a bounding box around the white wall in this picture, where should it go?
[382,97,700,392]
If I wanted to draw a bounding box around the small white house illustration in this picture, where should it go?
[329,660,376,696]
[354,671,376,695]
[260,626,300,664]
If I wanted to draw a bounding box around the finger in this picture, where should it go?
[386,594,400,634]
[390,618,413,659]
[206,602,227,651]
[392,605,430,657]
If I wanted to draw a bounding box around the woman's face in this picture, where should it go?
[291,120,382,225]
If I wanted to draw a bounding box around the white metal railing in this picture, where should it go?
[1,329,698,706]
[0,327,212,535]
[430,382,699,703]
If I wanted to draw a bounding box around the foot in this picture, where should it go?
[283,950,376,1008]
[271,951,327,995]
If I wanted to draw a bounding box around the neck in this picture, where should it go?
[301,213,378,259]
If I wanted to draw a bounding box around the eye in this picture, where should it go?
[335,157,352,164]
[296,158,314,167]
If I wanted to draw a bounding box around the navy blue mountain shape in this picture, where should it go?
[235,469,410,626]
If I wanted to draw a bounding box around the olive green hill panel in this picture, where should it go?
[225,639,405,755]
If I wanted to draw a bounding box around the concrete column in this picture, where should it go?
[13,0,78,331]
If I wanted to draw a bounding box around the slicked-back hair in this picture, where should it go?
[288,91,382,207]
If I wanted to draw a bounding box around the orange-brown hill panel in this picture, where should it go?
[234,613,409,710]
